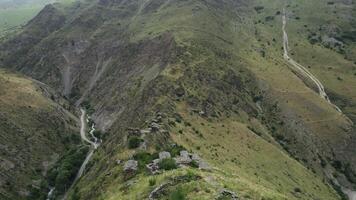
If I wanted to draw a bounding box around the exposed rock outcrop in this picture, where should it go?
[124,160,138,172]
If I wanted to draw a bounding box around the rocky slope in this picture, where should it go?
[0,0,356,199]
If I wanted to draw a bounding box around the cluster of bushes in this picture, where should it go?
[337,31,356,43]
[159,158,178,170]
[332,160,356,184]
[133,152,158,170]
[47,146,89,194]
[27,181,48,200]
[308,33,322,45]
[81,101,95,114]
[128,136,144,149]
[170,186,186,200]
[27,146,88,199]
[165,144,186,157]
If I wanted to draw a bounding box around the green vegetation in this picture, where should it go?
[163,144,186,157]
[159,158,178,171]
[148,178,156,186]
[48,147,88,194]
[128,136,144,149]
[170,187,186,200]
[133,152,158,170]
[47,145,88,194]
[0,70,79,199]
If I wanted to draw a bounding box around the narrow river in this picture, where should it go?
[59,108,100,200]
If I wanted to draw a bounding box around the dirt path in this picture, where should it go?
[282,9,342,113]
[283,9,356,199]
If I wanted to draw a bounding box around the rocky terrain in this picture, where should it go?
[0,0,356,199]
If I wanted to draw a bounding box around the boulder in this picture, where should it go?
[191,153,201,161]
[174,151,192,165]
[198,160,210,170]
[217,189,238,200]
[199,110,205,116]
[151,122,160,132]
[159,151,171,160]
[152,119,160,123]
[190,153,210,170]
[153,159,161,165]
[140,129,151,134]
[124,160,138,172]
[180,151,190,158]
[175,157,191,165]
[146,163,160,175]
[127,128,141,136]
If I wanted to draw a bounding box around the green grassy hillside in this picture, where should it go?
[0,69,81,200]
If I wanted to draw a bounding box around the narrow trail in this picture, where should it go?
[61,109,100,200]
[282,9,342,113]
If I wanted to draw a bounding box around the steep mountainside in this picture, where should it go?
[0,69,81,199]
[0,0,356,199]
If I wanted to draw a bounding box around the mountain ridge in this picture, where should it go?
[0,0,356,199]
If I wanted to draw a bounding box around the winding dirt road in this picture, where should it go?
[283,9,356,200]
[282,9,342,113]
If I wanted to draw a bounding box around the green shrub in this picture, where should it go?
[170,187,186,200]
[159,158,177,170]
[128,136,143,149]
[149,178,156,186]
[71,187,80,200]
[93,130,102,139]
[294,187,302,193]
[190,160,199,168]
[166,145,185,157]
[133,152,158,169]
[47,146,88,194]
[186,170,199,181]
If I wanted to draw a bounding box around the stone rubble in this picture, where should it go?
[159,151,171,160]
[216,189,239,200]
[146,150,210,174]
